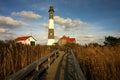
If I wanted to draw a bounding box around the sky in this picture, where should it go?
[0,0,120,45]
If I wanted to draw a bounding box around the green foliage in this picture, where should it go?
[104,36,120,46]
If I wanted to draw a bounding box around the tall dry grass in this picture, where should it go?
[1,40,120,80]
[67,43,120,80]
[0,40,50,79]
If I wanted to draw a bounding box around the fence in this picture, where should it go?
[5,49,59,80]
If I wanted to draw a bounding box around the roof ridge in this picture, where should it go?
[15,36,31,41]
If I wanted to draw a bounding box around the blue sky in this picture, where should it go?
[0,0,120,44]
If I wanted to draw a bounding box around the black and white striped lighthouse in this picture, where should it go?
[47,6,55,45]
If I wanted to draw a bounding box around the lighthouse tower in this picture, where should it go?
[47,6,55,45]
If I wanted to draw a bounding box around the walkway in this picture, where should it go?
[38,50,78,80]
[35,49,85,80]
[46,51,66,80]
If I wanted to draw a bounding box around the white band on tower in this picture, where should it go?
[49,19,54,29]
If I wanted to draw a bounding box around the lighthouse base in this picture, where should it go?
[47,39,55,46]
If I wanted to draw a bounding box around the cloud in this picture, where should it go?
[54,16,86,28]
[41,16,86,30]
[77,35,96,45]
[41,23,48,28]
[0,28,8,33]
[114,31,120,37]
[85,35,95,38]
[41,36,47,41]
[38,36,47,45]
[116,32,120,35]
[0,16,28,28]
[55,35,60,39]
[3,34,15,40]
[0,32,17,40]
[12,11,42,19]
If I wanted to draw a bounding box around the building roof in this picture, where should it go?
[60,35,76,42]
[15,36,36,41]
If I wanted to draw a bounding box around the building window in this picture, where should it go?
[30,41,35,46]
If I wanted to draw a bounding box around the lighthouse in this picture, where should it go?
[47,6,55,45]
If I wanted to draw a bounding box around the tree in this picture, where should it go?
[104,36,120,46]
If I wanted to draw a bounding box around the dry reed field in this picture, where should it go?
[69,43,120,80]
[0,40,50,79]
[0,36,120,80]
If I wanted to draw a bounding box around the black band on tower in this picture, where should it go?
[48,29,54,39]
